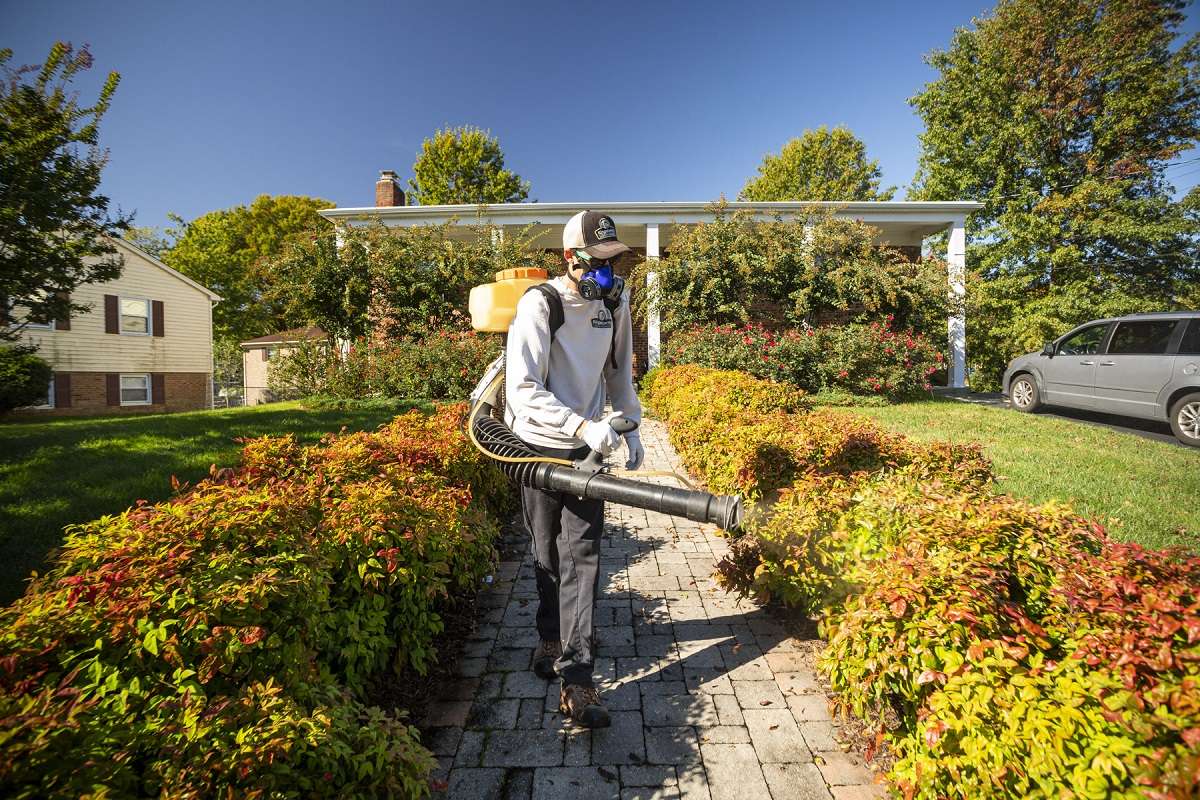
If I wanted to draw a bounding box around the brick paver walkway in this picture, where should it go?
[426,419,884,800]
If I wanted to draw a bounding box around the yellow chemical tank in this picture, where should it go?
[469,267,550,332]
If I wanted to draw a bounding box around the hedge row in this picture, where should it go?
[643,366,1200,799]
[0,404,511,799]
[661,319,945,401]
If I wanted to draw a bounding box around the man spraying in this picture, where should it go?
[504,210,644,728]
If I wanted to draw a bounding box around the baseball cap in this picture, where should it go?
[563,210,631,260]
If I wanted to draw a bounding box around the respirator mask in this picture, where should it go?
[572,250,626,302]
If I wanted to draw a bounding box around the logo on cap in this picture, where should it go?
[594,217,616,241]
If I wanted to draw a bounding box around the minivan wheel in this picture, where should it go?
[1170,392,1200,447]
[1010,374,1041,412]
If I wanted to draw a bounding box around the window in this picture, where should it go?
[1057,324,1108,356]
[120,374,151,405]
[1107,320,1178,355]
[120,297,150,334]
[1180,320,1200,356]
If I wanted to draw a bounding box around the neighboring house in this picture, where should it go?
[239,326,328,406]
[6,238,221,415]
[322,171,983,386]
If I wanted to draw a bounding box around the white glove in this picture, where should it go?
[624,433,644,471]
[580,411,622,456]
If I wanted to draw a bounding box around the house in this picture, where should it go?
[239,326,328,406]
[320,171,983,386]
[7,238,221,415]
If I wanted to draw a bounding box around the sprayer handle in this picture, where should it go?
[576,416,639,473]
[609,416,639,435]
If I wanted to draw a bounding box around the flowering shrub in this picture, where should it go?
[648,364,1200,798]
[0,404,511,798]
[815,320,944,399]
[662,319,943,401]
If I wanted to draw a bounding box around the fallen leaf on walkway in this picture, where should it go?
[769,724,779,730]
[731,643,743,654]
[759,700,772,706]
[597,767,617,781]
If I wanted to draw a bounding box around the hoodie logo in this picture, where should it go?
[591,308,612,329]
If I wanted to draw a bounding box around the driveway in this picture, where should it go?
[934,388,1182,447]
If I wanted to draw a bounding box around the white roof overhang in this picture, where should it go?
[319,200,982,249]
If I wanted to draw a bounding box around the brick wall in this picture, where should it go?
[12,371,211,417]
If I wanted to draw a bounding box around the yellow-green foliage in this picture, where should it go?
[649,364,1200,798]
[0,403,510,798]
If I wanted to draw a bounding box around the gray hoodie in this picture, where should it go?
[504,275,642,450]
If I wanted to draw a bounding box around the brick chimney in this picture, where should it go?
[375,170,405,207]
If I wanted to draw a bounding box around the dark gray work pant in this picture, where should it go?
[520,440,604,688]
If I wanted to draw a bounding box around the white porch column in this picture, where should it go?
[645,223,661,368]
[947,217,967,388]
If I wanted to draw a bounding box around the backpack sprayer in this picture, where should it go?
[465,267,743,531]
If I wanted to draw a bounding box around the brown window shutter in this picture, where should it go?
[104,295,119,334]
[106,373,120,405]
[262,348,269,361]
[152,373,166,405]
[55,291,71,330]
[54,372,72,408]
[152,300,164,337]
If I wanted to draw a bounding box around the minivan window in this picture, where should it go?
[1181,319,1200,355]
[1057,324,1108,356]
[1107,320,1178,355]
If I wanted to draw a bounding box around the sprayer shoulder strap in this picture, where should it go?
[525,283,565,339]
[523,283,621,371]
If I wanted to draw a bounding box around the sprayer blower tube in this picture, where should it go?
[470,410,742,531]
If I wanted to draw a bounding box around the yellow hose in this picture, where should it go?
[466,367,574,467]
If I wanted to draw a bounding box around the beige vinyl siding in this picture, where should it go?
[18,240,215,374]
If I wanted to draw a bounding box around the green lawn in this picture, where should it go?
[849,398,1199,552]
[0,401,425,604]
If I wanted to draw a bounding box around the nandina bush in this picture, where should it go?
[0,404,510,798]
[662,319,943,400]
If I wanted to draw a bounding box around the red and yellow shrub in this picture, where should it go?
[648,364,1200,798]
[0,404,510,798]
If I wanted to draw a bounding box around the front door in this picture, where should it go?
[1042,323,1109,409]
[1092,319,1182,420]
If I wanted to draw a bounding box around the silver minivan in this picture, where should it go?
[1002,312,1200,447]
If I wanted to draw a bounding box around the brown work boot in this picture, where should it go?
[559,684,610,728]
[533,640,561,680]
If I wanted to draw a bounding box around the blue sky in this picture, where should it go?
[4,0,1199,230]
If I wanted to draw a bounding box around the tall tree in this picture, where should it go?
[162,195,334,344]
[740,126,896,202]
[408,125,530,205]
[0,42,129,340]
[910,0,1200,386]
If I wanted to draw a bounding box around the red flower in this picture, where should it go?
[837,370,849,379]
